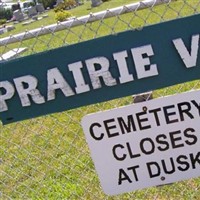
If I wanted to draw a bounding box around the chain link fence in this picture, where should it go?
[1,0,200,199]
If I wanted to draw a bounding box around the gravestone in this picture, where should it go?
[0,47,27,62]
[27,6,37,17]
[13,10,24,22]
[56,0,64,5]
[36,3,45,13]
[91,0,102,7]
[0,28,7,35]
[6,25,15,32]
[75,0,83,5]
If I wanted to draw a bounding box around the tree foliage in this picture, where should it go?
[38,0,57,9]
[0,8,13,20]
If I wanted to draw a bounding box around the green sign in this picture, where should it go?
[0,14,200,124]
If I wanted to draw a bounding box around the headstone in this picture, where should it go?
[13,10,24,22]
[36,3,45,13]
[0,28,7,35]
[27,6,37,17]
[6,25,15,32]
[0,47,27,62]
[91,0,102,7]
[32,15,38,20]
[56,0,64,5]
[76,0,83,5]
[22,21,32,26]
[42,14,48,18]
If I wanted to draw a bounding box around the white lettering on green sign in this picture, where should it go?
[1,44,158,112]
[0,34,199,113]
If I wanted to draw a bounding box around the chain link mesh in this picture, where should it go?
[1,0,200,199]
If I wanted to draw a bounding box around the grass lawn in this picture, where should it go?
[0,0,200,199]
[1,0,200,56]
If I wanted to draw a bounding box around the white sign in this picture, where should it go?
[81,90,200,195]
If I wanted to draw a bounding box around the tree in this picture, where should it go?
[0,8,13,20]
[38,0,57,9]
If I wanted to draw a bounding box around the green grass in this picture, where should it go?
[1,0,200,199]
[1,0,200,56]
[1,84,200,199]
[1,0,140,37]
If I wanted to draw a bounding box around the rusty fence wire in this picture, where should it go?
[0,0,200,199]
